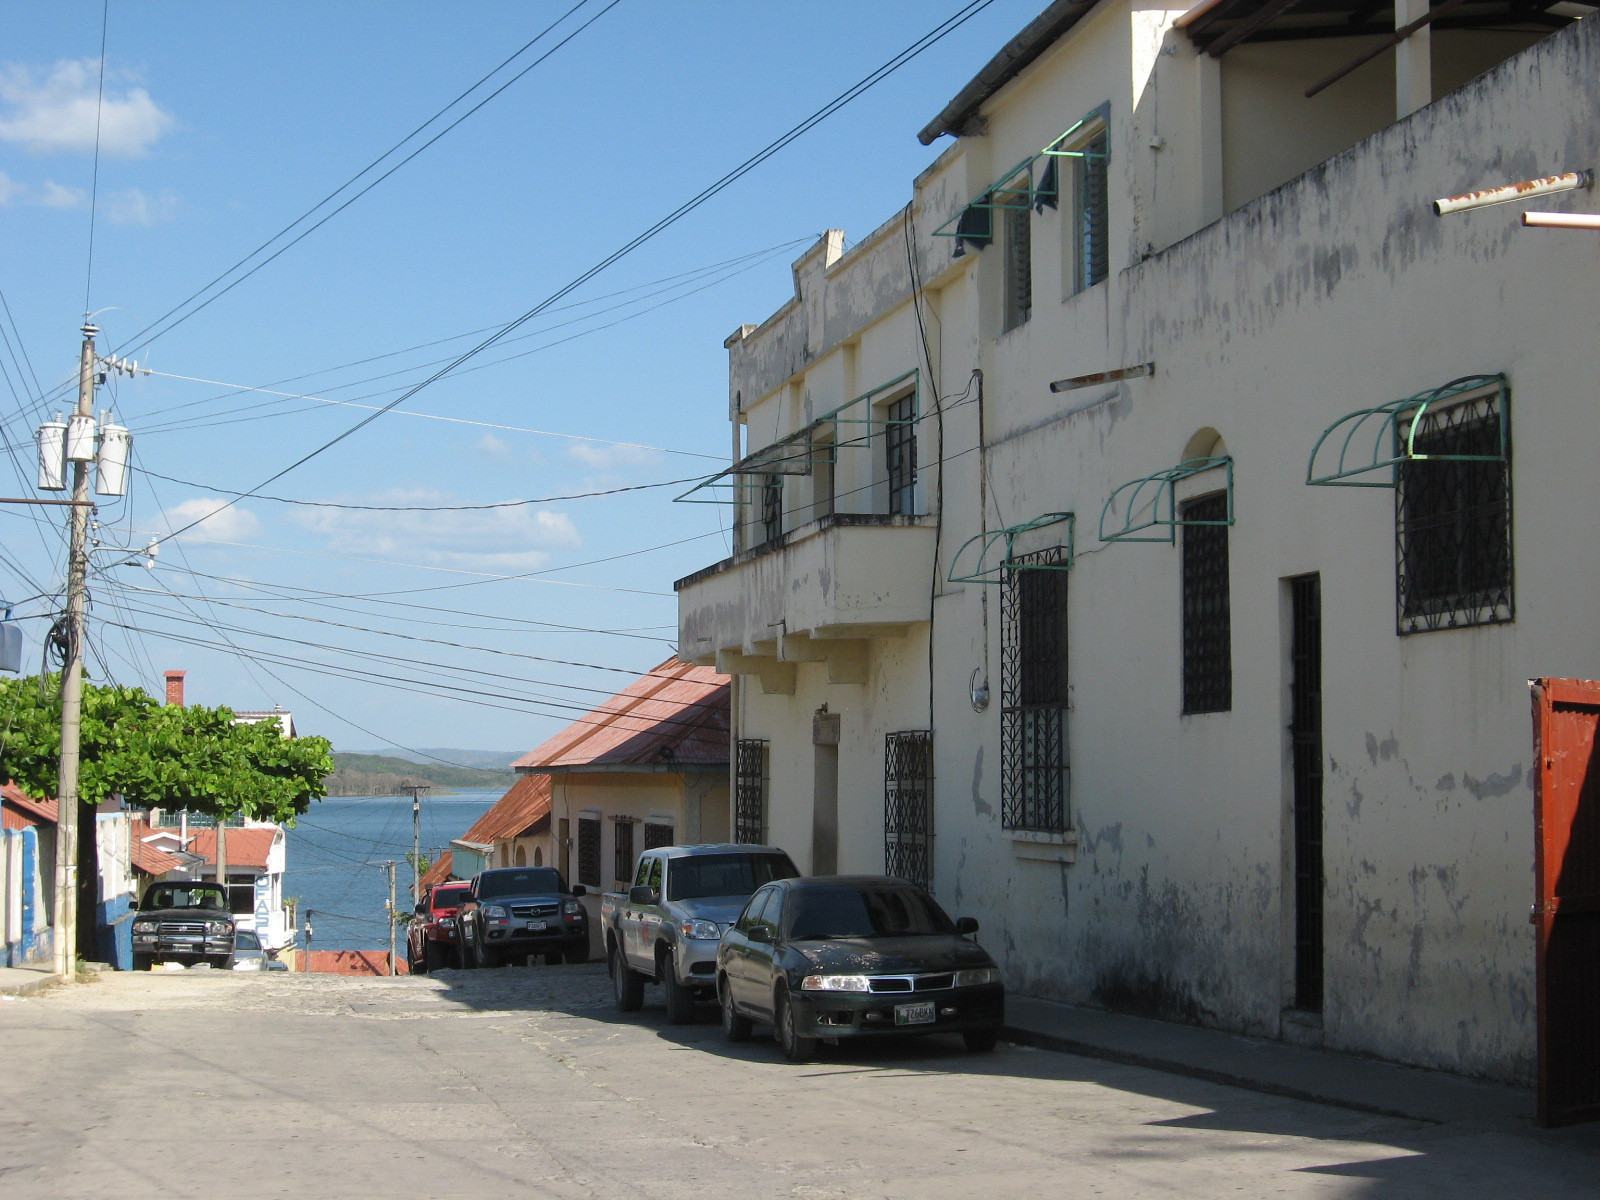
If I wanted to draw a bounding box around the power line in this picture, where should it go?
[151,0,999,551]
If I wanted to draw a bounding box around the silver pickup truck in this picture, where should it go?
[602,843,798,1023]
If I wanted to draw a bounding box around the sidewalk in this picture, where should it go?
[1002,993,1532,1126]
[0,963,61,999]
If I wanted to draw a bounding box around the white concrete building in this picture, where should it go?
[676,1,1600,1090]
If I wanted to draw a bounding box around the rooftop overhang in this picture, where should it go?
[1178,0,1583,58]
[534,762,728,776]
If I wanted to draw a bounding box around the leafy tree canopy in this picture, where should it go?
[0,675,332,824]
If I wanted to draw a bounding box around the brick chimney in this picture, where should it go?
[164,670,186,707]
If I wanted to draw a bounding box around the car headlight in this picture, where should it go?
[133,921,156,934]
[955,967,1001,987]
[800,974,872,992]
[438,916,455,928]
[563,901,584,916]
[207,920,233,936]
[482,905,507,919]
[680,919,722,941]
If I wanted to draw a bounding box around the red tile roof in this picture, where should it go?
[2,781,57,830]
[419,850,455,889]
[129,821,186,875]
[512,657,729,771]
[459,774,551,846]
[303,950,406,976]
[184,826,279,871]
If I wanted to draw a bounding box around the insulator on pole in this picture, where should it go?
[36,417,68,490]
[95,419,131,497]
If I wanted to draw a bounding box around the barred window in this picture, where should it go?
[1001,547,1070,833]
[612,818,635,885]
[884,731,933,888]
[643,822,674,852]
[760,474,783,544]
[1002,200,1032,332]
[577,816,602,889]
[1396,389,1512,634]
[1182,493,1232,714]
[734,738,768,844]
[885,395,917,516]
[1074,128,1110,292]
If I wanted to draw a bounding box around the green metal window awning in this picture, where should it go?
[931,108,1109,252]
[1098,457,1234,544]
[1305,374,1508,487]
[948,512,1074,584]
[675,370,918,505]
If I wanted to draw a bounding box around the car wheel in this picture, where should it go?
[543,951,565,966]
[775,987,816,1063]
[611,943,644,1012]
[455,940,471,970]
[720,977,752,1043]
[132,953,152,972]
[409,944,427,975]
[663,952,696,1025]
[565,940,590,965]
[211,955,231,970]
[963,1029,1000,1053]
[424,941,447,972]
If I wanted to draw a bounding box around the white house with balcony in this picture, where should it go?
[676,0,1600,1097]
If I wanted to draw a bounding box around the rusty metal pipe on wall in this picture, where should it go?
[1433,171,1594,216]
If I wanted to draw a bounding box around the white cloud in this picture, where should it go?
[566,442,661,471]
[476,434,512,461]
[0,170,18,205]
[288,488,582,575]
[36,180,82,208]
[103,186,177,226]
[160,498,262,543]
[0,59,173,157]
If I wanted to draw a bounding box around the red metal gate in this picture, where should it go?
[1531,678,1600,1126]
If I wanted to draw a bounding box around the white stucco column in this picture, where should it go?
[1395,0,1432,117]
[1196,50,1224,225]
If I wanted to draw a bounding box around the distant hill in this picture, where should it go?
[344,747,525,771]
[325,752,517,797]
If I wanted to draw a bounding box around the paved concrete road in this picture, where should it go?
[1,965,1595,1200]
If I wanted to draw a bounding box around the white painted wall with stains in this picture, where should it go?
[678,4,1600,1084]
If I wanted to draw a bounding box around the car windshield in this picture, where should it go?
[142,884,230,911]
[477,869,564,898]
[234,930,261,951]
[431,885,469,910]
[785,885,956,940]
[666,853,798,901]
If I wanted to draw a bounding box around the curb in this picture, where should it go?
[0,972,64,1000]
[999,1022,1438,1124]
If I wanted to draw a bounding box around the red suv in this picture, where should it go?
[408,881,471,973]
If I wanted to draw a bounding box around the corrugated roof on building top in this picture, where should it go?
[458,774,551,846]
[1,781,57,830]
[512,657,730,771]
[419,849,456,889]
[185,826,279,871]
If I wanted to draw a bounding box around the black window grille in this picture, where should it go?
[734,738,768,844]
[1289,574,1324,1013]
[613,818,635,884]
[1182,493,1232,714]
[1395,390,1512,634]
[760,474,783,544]
[643,822,674,852]
[884,731,934,888]
[1075,129,1110,292]
[577,816,602,889]
[886,394,917,516]
[1001,547,1070,833]
[1003,201,1032,332]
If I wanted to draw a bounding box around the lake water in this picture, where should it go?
[283,788,501,951]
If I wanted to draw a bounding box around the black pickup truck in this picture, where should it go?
[130,881,237,970]
[456,867,590,968]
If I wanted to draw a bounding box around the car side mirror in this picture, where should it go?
[628,885,658,906]
[955,917,980,935]
[571,885,586,897]
[746,926,773,945]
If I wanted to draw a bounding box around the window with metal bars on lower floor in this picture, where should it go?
[643,821,674,852]
[1001,547,1071,833]
[576,816,602,889]
[734,738,768,844]
[612,817,635,885]
[1395,386,1512,634]
[1182,492,1232,714]
[884,731,933,889]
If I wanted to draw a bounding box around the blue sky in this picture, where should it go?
[0,1,1041,757]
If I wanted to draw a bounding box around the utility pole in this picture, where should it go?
[385,861,397,976]
[51,324,96,978]
[405,784,430,905]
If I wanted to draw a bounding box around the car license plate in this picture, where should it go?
[528,920,548,931]
[894,1001,935,1026]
